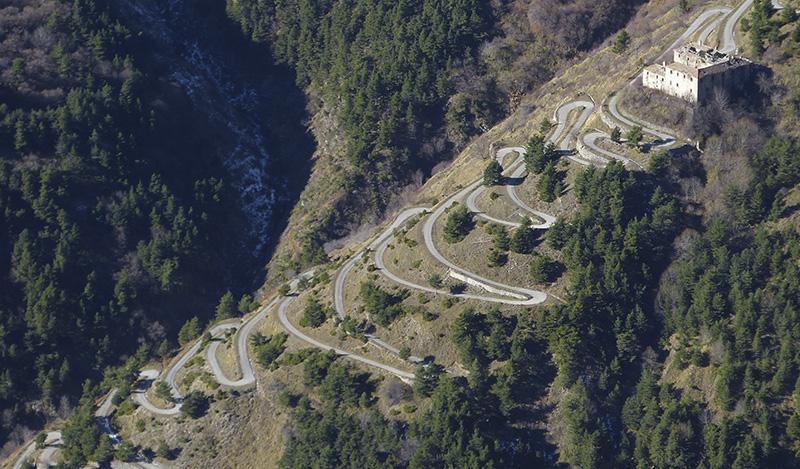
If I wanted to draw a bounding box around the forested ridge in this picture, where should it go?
[622,134,800,467]
[270,160,684,467]
[0,0,644,456]
[226,0,644,268]
[5,0,800,468]
[0,0,274,450]
[263,4,800,468]
[227,0,494,264]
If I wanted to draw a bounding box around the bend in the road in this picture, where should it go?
[422,180,548,304]
[720,0,753,54]
[278,293,415,381]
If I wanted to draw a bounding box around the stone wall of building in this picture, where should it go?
[643,43,752,104]
[643,64,699,102]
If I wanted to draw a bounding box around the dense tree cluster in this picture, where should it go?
[483,160,503,185]
[358,281,409,327]
[745,0,779,55]
[509,223,539,254]
[251,331,288,368]
[524,134,558,174]
[730,136,800,224]
[527,0,643,53]
[180,391,210,419]
[442,203,474,243]
[637,134,800,465]
[226,0,644,262]
[226,0,491,254]
[280,311,554,467]
[0,0,257,446]
[529,253,561,283]
[541,162,681,466]
[300,296,331,328]
[279,161,685,468]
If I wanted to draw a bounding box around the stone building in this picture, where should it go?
[642,42,752,103]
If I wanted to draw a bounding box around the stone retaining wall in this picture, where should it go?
[446,269,528,300]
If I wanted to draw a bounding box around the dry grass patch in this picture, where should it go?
[212,331,242,381]
[619,84,694,137]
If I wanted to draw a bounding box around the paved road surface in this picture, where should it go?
[655,6,737,68]
[698,8,732,46]
[12,439,37,469]
[370,209,545,305]
[205,297,283,389]
[8,3,753,468]
[581,131,643,169]
[505,99,598,216]
[277,289,415,381]
[422,182,548,304]
[720,0,754,53]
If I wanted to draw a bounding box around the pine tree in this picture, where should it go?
[215,291,236,321]
[536,161,563,202]
[626,125,644,149]
[443,204,474,243]
[487,248,506,267]
[510,224,538,254]
[524,135,557,173]
[413,363,444,397]
[610,126,621,143]
[178,317,200,345]
[483,160,503,185]
[613,31,631,54]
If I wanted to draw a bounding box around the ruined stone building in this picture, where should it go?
[642,42,752,103]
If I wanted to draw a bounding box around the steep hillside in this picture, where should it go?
[0,0,309,456]
[225,0,645,284]
[4,0,800,468]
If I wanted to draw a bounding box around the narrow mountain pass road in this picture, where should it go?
[205,296,283,389]
[606,93,676,149]
[720,0,753,53]
[581,131,644,169]
[501,100,597,227]
[698,8,732,46]
[371,209,548,306]
[422,181,549,304]
[278,292,416,382]
[588,4,745,165]
[8,4,761,468]
[655,6,738,67]
[132,369,181,417]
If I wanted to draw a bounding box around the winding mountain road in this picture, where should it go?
[277,289,416,382]
[8,3,756,468]
[205,296,283,388]
[698,8,733,46]
[502,100,596,225]
[393,101,604,306]
[421,184,548,304]
[581,131,643,169]
[11,438,38,469]
[720,0,754,53]
[606,93,677,149]
[655,6,738,66]
[370,209,546,305]
[580,2,752,165]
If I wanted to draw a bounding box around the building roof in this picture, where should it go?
[675,42,751,72]
[667,61,699,78]
[644,42,751,80]
[644,64,665,76]
[676,42,727,68]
